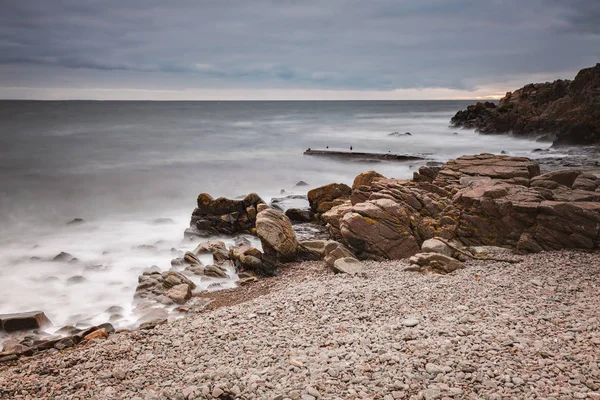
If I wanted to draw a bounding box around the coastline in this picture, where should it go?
[1,251,599,399]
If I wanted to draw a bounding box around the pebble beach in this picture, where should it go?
[1,250,599,400]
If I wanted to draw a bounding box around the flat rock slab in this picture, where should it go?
[0,311,52,333]
[332,257,364,275]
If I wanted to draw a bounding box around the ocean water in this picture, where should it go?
[0,100,545,335]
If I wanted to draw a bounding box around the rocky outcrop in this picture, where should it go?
[255,208,299,262]
[450,63,600,145]
[325,154,600,258]
[187,193,265,238]
[307,183,352,213]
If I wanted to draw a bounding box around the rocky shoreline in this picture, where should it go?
[1,150,599,398]
[450,63,600,146]
[1,251,599,399]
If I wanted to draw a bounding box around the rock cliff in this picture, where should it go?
[451,63,600,145]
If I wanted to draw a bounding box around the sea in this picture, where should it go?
[0,100,548,335]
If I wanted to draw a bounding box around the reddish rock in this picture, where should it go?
[83,328,108,341]
[307,183,351,213]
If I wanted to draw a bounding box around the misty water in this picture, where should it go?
[0,100,547,336]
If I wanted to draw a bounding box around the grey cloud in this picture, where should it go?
[0,0,598,94]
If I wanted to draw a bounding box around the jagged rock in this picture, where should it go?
[166,284,192,304]
[321,200,353,239]
[332,257,364,275]
[193,241,229,262]
[256,208,299,262]
[308,183,352,213]
[413,166,441,183]
[204,265,229,278]
[229,244,277,276]
[323,241,355,268]
[451,63,600,145]
[66,218,85,225]
[350,170,385,204]
[189,192,264,237]
[407,253,464,274]
[183,251,201,265]
[340,198,421,260]
[134,271,196,302]
[0,311,52,333]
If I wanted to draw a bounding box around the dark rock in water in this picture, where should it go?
[295,180,309,187]
[0,311,52,333]
[388,131,412,136]
[43,276,59,282]
[189,192,264,237]
[152,218,175,225]
[66,218,85,225]
[105,306,124,314]
[52,252,74,262]
[501,150,507,154]
[450,63,600,145]
[285,208,314,222]
[67,276,86,285]
[56,325,82,335]
[134,271,196,304]
[453,132,459,135]
[29,256,41,261]
[136,244,157,251]
[84,264,108,272]
[270,194,308,212]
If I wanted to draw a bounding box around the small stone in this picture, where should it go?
[402,318,419,327]
[83,328,108,341]
[113,369,127,380]
[530,279,543,287]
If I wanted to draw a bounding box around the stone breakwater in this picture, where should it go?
[0,251,599,399]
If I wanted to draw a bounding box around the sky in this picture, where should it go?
[0,0,598,100]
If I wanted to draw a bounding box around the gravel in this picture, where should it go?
[1,250,599,400]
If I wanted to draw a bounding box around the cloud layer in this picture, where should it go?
[1,0,598,99]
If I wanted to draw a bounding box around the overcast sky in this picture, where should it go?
[0,0,598,100]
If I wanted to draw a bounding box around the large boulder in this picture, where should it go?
[187,193,265,237]
[307,183,352,213]
[255,208,299,262]
[340,198,421,260]
[229,244,278,276]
